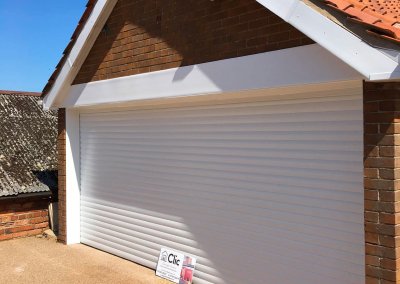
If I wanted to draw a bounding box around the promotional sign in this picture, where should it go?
[156,248,196,284]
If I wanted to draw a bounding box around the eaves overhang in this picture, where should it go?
[256,0,400,81]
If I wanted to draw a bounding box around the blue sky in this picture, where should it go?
[0,1,86,92]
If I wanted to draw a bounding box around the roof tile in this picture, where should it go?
[0,93,57,197]
[0,90,41,97]
[323,0,400,44]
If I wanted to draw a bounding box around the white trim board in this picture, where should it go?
[256,0,400,80]
[61,44,362,108]
[65,109,81,245]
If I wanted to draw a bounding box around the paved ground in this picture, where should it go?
[0,237,170,284]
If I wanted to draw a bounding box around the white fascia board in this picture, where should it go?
[256,0,400,80]
[62,44,362,108]
[258,0,299,19]
[42,0,118,110]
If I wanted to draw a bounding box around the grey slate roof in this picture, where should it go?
[0,91,57,197]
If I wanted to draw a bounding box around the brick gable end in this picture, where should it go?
[73,0,313,85]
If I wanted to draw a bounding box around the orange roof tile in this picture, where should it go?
[324,0,400,44]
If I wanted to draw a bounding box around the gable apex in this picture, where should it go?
[43,0,400,109]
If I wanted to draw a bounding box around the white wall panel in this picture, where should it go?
[80,87,364,284]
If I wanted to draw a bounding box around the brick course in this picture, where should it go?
[57,108,66,243]
[0,198,49,241]
[73,0,313,84]
[364,81,400,284]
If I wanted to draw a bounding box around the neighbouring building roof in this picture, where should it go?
[323,0,400,44]
[0,91,57,197]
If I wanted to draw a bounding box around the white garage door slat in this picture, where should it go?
[80,91,364,284]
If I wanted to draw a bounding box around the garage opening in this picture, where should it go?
[79,87,364,284]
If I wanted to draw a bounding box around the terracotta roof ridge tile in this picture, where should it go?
[325,0,353,10]
[323,0,400,44]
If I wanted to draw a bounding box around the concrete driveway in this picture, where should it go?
[0,237,170,284]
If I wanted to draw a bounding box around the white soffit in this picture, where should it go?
[62,44,362,108]
[42,0,118,110]
[256,0,400,80]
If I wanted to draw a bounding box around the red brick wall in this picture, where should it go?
[0,198,49,241]
[73,0,313,84]
[57,108,66,243]
[364,81,400,284]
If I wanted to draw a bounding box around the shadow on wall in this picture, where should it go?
[33,170,58,233]
[66,0,364,110]
[33,170,58,200]
[73,0,312,85]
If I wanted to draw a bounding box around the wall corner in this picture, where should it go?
[364,81,400,283]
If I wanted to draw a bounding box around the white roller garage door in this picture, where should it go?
[80,87,364,284]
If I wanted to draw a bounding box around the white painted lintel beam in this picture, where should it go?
[62,44,362,108]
